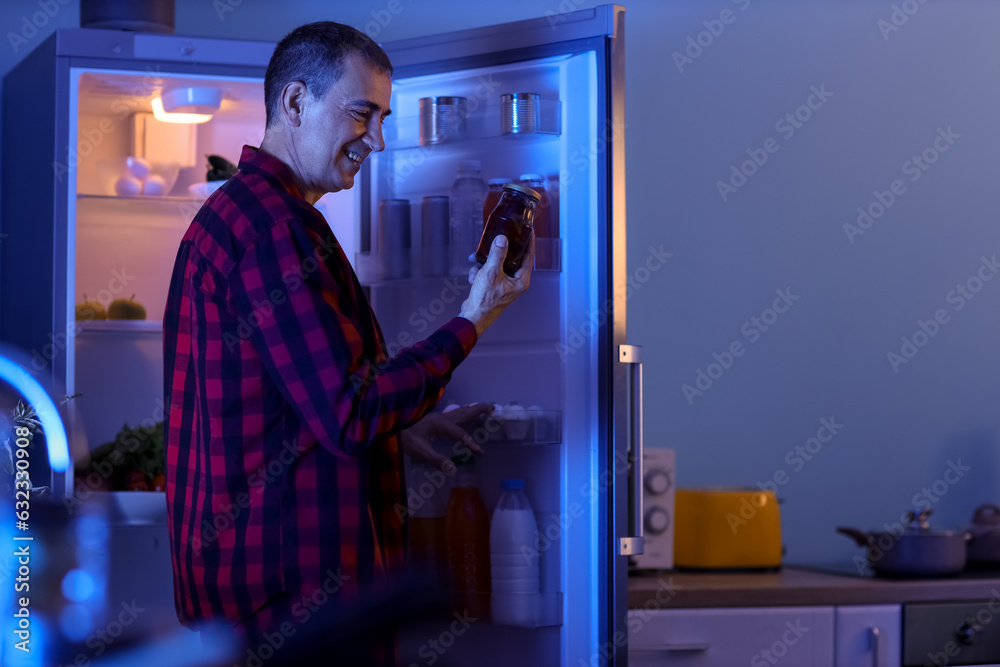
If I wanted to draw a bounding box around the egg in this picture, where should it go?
[125,157,151,180]
[486,403,506,441]
[114,176,142,196]
[504,403,529,441]
[443,403,461,413]
[142,175,167,196]
[528,405,553,442]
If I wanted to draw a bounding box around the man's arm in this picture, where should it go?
[229,216,475,457]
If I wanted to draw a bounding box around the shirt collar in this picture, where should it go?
[237,145,306,200]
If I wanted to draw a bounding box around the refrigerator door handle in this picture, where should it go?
[618,344,644,555]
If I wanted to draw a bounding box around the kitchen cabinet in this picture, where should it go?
[628,604,903,667]
[835,605,901,667]
[627,606,835,666]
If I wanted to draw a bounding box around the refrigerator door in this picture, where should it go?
[358,5,628,665]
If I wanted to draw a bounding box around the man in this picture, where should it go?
[162,20,532,655]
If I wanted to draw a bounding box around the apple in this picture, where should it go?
[107,294,146,320]
[76,295,107,321]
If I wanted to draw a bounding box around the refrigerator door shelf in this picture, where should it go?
[439,591,563,628]
[354,239,561,285]
[490,591,563,628]
[434,409,562,446]
[83,490,168,525]
[385,99,562,151]
[77,193,193,205]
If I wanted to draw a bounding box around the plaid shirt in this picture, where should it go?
[163,145,476,629]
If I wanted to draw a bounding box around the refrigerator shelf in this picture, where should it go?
[479,408,562,446]
[354,239,561,285]
[447,591,563,628]
[77,193,195,204]
[385,99,562,152]
[431,409,562,447]
[75,320,162,333]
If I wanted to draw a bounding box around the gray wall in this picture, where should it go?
[3,0,999,566]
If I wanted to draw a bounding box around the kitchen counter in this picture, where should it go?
[628,565,1000,609]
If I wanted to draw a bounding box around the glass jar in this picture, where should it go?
[475,183,540,276]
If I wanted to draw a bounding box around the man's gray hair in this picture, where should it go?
[264,22,392,127]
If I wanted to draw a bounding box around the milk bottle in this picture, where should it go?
[489,479,539,626]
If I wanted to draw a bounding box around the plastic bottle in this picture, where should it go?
[445,456,491,618]
[489,478,540,627]
[448,160,488,275]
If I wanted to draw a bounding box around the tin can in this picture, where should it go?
[421,196,450,277]
[376,199,411,280]
[500,93,541,135]
[419,97,467,146]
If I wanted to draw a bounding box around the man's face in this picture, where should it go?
[296,53,391,194]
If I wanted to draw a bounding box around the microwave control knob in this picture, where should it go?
[644,468,672,495]
[644,507,671,534]
[956,618,983,645]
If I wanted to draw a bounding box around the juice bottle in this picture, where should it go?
[517,174,550,239]
[518,174,554,270]
[483,178,510,230]
[445,456,491,618]
[407,461,449,583]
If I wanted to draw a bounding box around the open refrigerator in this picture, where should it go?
[0,6,639,666]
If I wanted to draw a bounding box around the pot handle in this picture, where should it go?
[837,526,872,547]
[973,504,1000,526]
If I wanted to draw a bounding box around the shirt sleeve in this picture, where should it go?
[228,215,477,458]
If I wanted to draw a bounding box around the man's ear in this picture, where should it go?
[279,81,308,128]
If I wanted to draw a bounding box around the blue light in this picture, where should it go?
[75,514,109,548]
[59,603,94,643]
[0,353,70,471]
[61,569,97,602]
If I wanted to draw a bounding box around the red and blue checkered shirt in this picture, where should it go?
[163,145,477,629]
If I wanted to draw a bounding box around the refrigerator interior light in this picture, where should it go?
[152,86,222,124]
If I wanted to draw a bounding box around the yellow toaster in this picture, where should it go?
[673,488,782,569]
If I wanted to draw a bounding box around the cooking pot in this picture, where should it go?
[966,503,1000,566]
[837,510,971,578]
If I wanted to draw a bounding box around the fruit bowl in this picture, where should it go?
[97,157,180,197]
[188,179,227,200]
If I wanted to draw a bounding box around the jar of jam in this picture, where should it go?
[476,183,540,276]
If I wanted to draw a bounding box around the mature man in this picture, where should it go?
[162,20,531,656]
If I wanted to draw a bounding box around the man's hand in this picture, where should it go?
[400,404,493,471]
[459,234,534,337]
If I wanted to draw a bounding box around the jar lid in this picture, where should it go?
[503,182,541,200]
[519,173,543,183]
[488,178,511,186]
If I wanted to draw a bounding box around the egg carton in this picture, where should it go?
[477,405,562,445]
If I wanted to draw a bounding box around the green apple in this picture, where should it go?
[107,294,146,320]
[75,295,106,321]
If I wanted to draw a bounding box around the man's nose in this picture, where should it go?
[364,120,385,153]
